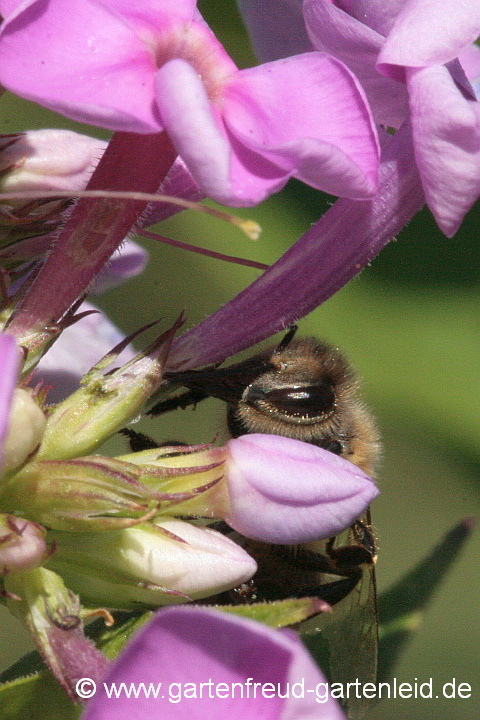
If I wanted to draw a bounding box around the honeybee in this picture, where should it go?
[153,327,380,475]
[148,328,380,717]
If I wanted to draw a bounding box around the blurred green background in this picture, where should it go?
[0,2,478,718]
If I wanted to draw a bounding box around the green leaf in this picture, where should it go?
[0,672,80,720]
[377,518,475,683]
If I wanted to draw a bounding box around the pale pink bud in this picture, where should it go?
[224,434,379,544]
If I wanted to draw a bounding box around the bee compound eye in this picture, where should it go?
[251,383,336,418]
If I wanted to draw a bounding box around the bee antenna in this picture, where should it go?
[275,325,298,352]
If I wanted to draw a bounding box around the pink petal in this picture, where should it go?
[378,0,480,72]
[0,0,160,131]
[459,43,480,99]
[154,59,231,201]
[331,0,406,36]
[144,520,257,599]
[138,158,203,225]
[303,0,409,127]
[0,1,26,15]
[224,434,378,544]
[407,64,480,236]
[83,606,346,719]
[224,53,379,200]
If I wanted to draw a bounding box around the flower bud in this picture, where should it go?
[36,319,181,461]
[0,515,47,571]
[34,301,138,403]
[1,447,225,531]
[223,434,379,544]
[46,518,257,610]
[3,388,46,474]
[0,129,107,203]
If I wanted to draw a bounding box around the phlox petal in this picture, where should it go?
[224,53,379,200]
[332,0,407,36]
[154,59,231,202]
[83,606,346,719]
[91,240,149,294]
[225,434,378,544]
[0,516,47,571]
[407,64,480,237]
[0,0,159,131]
[377,0,480,72]
[459,43,480,100]
[303,0,409,128]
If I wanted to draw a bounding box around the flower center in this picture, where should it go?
[152,21,237,102]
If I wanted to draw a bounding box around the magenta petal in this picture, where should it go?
[155,59,231,201]
[303,0,409,127]
[83,606,346,720]
[378,0,480,71]
[0,0,160,132]
[224,54,379,199]
[224,434,378,544]
[407,65,480,237]
[96,0,197,23]
[0,1,28,16]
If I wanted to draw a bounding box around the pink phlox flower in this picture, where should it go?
[238,0,480,235]
[302,0,480,236]
[82,605,347,719]
[0,0,380,204]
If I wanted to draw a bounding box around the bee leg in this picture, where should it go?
[275,324,298,352]
[119,427,160,451]
[147,388,209,416]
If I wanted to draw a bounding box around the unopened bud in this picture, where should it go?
[0,129,107,203]
[0,515,47,572]
[1,445,227,531]
[3,389,46,474]
[47,518,257,610]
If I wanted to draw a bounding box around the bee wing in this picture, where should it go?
[299,511,378,720]
[321,562,377,718]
